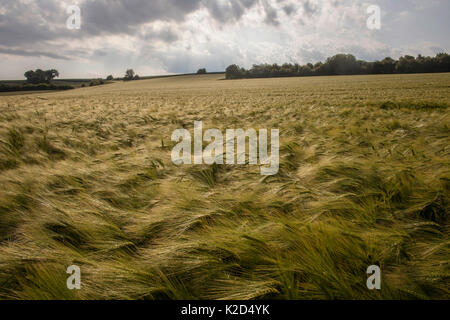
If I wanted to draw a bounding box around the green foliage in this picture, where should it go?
[379,101,448,111]
[226,53,450,79]
[88,79,105,87]
[225,64,245,79]
[24,69,59,84]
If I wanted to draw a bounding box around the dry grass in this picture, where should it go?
[0,73,449,300]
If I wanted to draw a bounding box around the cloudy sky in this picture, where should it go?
[0,0,449,80]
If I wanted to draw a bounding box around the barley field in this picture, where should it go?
[0,73,449,300]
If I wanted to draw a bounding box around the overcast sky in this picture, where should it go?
[0,0,449,80]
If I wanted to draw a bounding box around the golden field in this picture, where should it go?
[0,73,449,299]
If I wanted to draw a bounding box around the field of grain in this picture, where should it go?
[0,73,449,299]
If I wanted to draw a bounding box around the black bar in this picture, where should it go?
[0,300,447,319]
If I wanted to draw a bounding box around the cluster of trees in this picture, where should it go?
[226,53,450,79]
[197,68,207,74]
[24,69,60,84]
[124,69,140,81]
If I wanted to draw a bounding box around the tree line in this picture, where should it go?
[225,53,450,79]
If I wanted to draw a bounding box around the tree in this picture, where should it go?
[24,70,40,84]
[106,75,114,81]
[124,69,135,81]
[45,69,59,82]
[197,68,207,74]
[225,64,243,79]
[313,62,325,75]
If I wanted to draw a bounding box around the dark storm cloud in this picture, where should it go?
[264,0,318,26]
[282,3,297,16]
[81,0,266,35]
[142,27,180,43]
[81,0,203,35]
[0,20,55,46]
[0,0,265,50]
[302,0,319,16]
[262,0,279,26]
[0,47,70,60]
[0,0,202,58]
[204,0,259,23]
[0,0,66,46]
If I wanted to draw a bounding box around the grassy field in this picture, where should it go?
[0,73,448,300]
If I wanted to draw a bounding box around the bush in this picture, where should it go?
[86,79,107,87]
[0,83,74,92]
[197,68,207,75]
